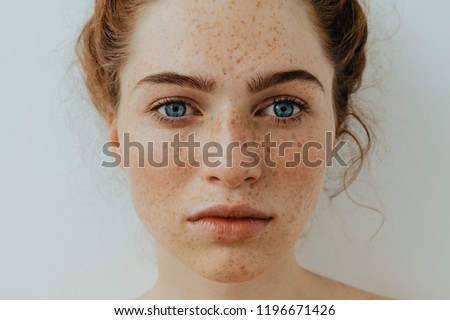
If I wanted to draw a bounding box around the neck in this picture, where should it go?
[144,244,313,300]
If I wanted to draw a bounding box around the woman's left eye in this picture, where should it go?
[259,97,310,123]
[265,101,297,117]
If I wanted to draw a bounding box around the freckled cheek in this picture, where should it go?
[269,164,325,235]
[266,133,328,169]
[124,144,192,237]
[127,168,173,225]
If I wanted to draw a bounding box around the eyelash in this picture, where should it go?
[147,96,310,127]
[147,97,196,126]
[259,96,310,126]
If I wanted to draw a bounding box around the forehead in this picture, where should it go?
[123,0,333,90]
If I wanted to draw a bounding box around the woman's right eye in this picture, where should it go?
[147,97,200,126]
[154,99,196,117]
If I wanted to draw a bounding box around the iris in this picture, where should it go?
[165,103,186,117]
[274,102,294,117]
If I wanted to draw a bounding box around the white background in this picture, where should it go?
[0,0,449,299]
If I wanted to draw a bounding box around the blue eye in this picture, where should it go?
[262,97,307,118]
[149,97,199,125]
[273,102,295,117]
[258,97,310,126]
[163,102,186,117]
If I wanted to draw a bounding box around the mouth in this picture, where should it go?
[187,204,273,241]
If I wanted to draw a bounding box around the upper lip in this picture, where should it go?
[188,204,273,222]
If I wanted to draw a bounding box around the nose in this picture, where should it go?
[199,112,262,189]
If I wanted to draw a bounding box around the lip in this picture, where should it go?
[187,204,273,241]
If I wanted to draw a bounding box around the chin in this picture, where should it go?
[209,268,266,283]
[198,265,267,283]
[187,247,273,283]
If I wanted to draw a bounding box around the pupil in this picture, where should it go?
[165,103,186,117]
[274,102,294,117]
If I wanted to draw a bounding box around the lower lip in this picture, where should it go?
[188,217,271,241]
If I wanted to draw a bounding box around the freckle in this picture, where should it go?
[256,1,261,8]
[236,58,241,64]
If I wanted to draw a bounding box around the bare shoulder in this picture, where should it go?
[302,269,393,300]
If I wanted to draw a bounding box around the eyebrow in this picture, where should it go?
[248,69,324,93]
[135,69,324,93]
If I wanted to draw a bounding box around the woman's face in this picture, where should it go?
[113,0,335,282]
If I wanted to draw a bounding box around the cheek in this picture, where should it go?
[121,130,193,236]
[271,163,326,234]
[265,133,328,237]
[128,166,178,230]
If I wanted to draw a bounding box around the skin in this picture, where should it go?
[108,0,387,299]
